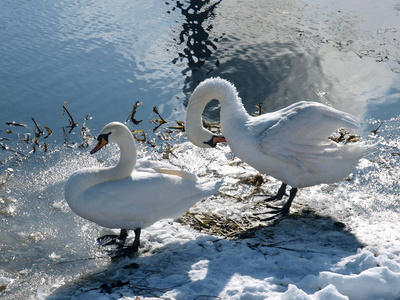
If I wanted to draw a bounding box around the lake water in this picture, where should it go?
[0,0,399,298]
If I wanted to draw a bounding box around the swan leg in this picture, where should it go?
[281,188,297,216]
[130,227,141,252]
[255,186,298,221]
[97,229,129,246]
[118,229,128,243]
[264,183,288,202]
[111,228,141,259]
[253,182,288,214]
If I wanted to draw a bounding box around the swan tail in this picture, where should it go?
[154,168,198,182]
[298,141,373,187]
[198,180,223,196]
[136,158,199,182]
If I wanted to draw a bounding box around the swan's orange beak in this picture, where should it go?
[90,135,108,154]
[214,136,227,144]
[205,135,227,148]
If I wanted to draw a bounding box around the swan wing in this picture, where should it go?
[257,101,360,173]
[135,158,198,182]
[79,173,219,229]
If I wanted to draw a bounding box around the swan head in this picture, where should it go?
[186,128,226,148]
[185,113,226,148]
[185,77,230,148]
[90,122,131,154]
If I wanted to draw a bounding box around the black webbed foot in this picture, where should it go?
[97,234,120,246]
[254,205,282,221]
[254,204,281,215]
[97,229,128,247]
[110,243,139,259]
[263,183,287,202]
[109,228,141,259]
[254,185,298,221]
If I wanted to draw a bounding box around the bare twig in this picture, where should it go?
[126,101,143,125]
[43,126,53,139]
[62,102,78,130]
[370,123,382,136]
[329,128,360,143]
[168,120,185,131]
[132,130,146,142]
[6,121,26,127]
[252,102,266,116]
[31,118,44,136]
[152,106,168,132]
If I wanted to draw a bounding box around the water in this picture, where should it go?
[0,0,399,298]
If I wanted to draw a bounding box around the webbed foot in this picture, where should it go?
[98,229,128,246]
[254,186,298,221]
[109,228,141,259]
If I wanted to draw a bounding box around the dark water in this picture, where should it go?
[0,0,399,298]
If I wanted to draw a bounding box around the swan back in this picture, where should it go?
[76,173,220,229]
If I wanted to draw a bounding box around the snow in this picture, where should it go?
[296,267,400,300]
[0,277,12,291]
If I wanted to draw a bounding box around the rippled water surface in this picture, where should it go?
[0,0,399,298]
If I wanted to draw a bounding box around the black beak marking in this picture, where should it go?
[204,135,226,148]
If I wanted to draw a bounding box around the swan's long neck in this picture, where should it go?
[88,132,137,189]
[113,135,137,179]
[65,124,137,213]
[185,78,249,147]
[103,134,137,182]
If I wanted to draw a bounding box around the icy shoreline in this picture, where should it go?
[1,117,396,299]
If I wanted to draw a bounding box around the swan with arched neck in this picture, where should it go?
[65,122,221,256]
[185,77,371,218]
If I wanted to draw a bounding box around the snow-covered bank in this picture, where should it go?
[1,116,399,299]
[37,117,400,300]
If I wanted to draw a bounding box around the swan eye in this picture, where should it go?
[90,133,111,154]
[97,132,111,143]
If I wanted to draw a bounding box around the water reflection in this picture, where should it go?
[170,0,331,120]
[169,0,222,74]
[168,0,226,118]
[179,38,329,120]
[172,0,400,122]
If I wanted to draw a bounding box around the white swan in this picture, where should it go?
[65,122,221,256]
[185,77,371,219]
